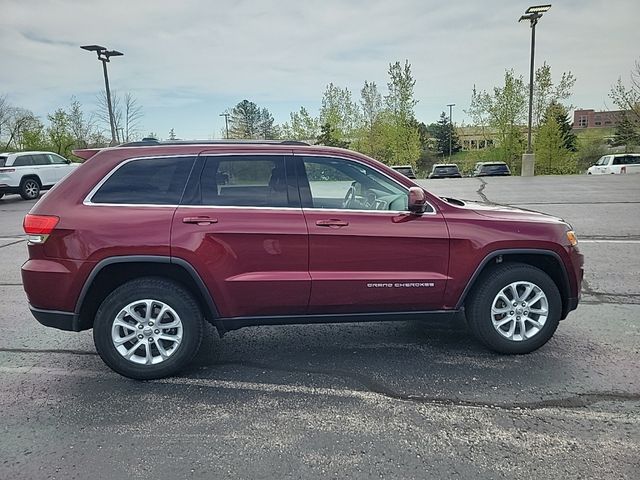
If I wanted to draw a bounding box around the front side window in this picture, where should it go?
[91,156,195,205]
[47,153,67,164]
[301,156,408,211]
[0,156,7,167]
[188,155,290,207]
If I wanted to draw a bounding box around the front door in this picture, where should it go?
[171,154,310,319]
[295,155,450,314]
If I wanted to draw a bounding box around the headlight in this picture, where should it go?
[566,230,578,246]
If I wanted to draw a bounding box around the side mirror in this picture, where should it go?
[408,186,428,215]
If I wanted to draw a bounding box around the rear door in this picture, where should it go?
[31,154,57,185]
[296,155,450,314]
[171,153,310,319]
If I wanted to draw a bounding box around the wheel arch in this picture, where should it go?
[20,174,42,186]
[74,255,223,333]
[456,249,572,319]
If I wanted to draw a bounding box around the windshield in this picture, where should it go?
[595,156,609,166]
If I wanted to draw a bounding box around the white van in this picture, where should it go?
[587,154,640,175]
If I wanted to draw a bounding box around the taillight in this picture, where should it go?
[23,214,59,244]
[0,168,16,173]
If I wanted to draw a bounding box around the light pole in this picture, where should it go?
[81,45,124,146]
[219,113,230,139]
[518,4,551,176]
[447,103,455,162]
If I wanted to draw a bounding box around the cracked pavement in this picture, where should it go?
[1,175,639,479]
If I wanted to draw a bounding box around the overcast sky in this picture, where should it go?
[1,0,639,139]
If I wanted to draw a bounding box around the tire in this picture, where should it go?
[19,178,40,200]
[465,263,561,354]
[93,277,204,379]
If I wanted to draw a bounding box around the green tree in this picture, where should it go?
[319,83,359,142]
[47,109,74,157]
[281,106,319,141]
[609,59,640,125]
[545,101,577,151]
[316,123,350,148]
[533,63,576,128]
[431,112,461,156]
[228,100,262,139]
[534,115,577,174]
[468,70,527,171]
[168,128,177,140]
[380,60,421,167]
[611,113,640,150]
[258,107,279,139]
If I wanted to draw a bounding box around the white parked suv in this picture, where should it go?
[0,151,78,200]
[587,154,640,175]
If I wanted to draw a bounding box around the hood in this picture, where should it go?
[444,197,567,225]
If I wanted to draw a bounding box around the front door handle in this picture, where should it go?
[182,216,218,225]
[315,219,349,227]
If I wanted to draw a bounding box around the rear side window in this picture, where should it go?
[186,155,291,207]
[12,155,34,167]
[91,156,195,205]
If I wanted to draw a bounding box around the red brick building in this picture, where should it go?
[572,109,628,129]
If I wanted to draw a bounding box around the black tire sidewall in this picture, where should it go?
[93,277,203,379]
[467,264,562,354]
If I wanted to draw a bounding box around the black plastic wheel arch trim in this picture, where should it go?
[454,248,573,318]
[73,255,222,332]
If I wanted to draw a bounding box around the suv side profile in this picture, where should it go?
[0,151,77,200]
[22,141,583,379]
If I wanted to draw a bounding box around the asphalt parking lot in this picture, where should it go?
[1,174,639,479]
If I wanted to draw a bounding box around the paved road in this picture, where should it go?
[1,175,639,479]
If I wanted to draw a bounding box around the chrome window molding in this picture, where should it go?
[83,152,438,216]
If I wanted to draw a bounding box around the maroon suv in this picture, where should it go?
[22,141,584,379]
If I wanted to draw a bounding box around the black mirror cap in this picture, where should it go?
[408,186,428,215]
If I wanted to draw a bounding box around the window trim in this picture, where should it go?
[83,154,197,207]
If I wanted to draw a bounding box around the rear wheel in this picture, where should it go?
[93,277,204,379]
[466,263,561,354]
[20,178,40,200]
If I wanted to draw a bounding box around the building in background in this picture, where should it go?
[572,109,631,129]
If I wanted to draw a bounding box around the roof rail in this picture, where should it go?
[118,139,310,147]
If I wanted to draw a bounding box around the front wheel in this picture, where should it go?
[466,263,561,354]
[93,277,204,379]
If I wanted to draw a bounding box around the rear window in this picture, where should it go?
[481,164,510,174]
[91,156,195,205]
[394,167,415,176]
[434,166,459,174]
[0,156,6,167]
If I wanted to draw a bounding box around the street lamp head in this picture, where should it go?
[526,4,551,13]
[80,44,106,52]
[447,103,456,107]
[105,50,124,58]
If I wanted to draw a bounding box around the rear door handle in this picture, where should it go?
[315,219,349,227]
[182,216,218,225]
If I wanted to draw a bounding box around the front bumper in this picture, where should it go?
[29,305,78,331]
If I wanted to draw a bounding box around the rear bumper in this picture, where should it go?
[29,305,78,331]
